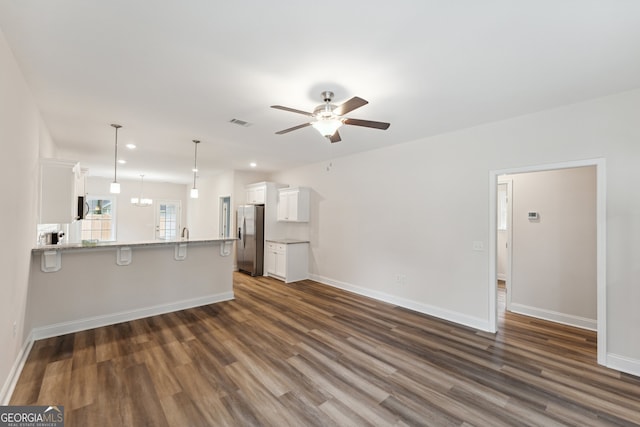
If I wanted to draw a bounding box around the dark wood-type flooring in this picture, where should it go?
[10,274,640,426]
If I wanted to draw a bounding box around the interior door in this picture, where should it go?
[156,200,181,240]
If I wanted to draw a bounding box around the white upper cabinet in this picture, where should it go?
[40,159,80,224]
[245,183,266,204]
[277,187,309,222]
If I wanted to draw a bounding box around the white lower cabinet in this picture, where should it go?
[265,240,309,283]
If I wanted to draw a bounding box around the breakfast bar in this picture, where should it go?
[28,238,236,340]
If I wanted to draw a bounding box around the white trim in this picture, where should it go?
[309,274,491,332]
[607,353,640,378]
[509,303,597,331]
[31,291,234,341]
[0,333,35,405]
[595,160,607,365]
[488,172,498,333]
[488,158,607,365]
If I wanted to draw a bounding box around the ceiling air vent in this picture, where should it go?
[229,118,251,127]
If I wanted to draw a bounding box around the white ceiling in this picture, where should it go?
[1,1,640,184]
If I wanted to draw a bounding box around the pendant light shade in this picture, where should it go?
[110,124,122,194]
[191,140,200,199]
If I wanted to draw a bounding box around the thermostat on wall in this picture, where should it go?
[528,211,539,220]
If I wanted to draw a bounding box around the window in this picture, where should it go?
[82,196,116,241]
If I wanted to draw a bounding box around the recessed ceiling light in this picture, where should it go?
[250,162,257,168]
[126,143,136,149]
[118,159,127,164]
[192,168,198,172]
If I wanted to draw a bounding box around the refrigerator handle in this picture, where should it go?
[238,226,241,241]
[243,217,247,248]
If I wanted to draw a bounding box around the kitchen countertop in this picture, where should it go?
[266,238,310,244]
[33,237,236,253]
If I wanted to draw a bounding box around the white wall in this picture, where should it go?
[85,177,188,242]
[271,88,640,372]
[509,167,597,328]
[0,27,56,401]
[187,170,235,239]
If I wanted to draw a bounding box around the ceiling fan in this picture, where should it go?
[271,91,390,143]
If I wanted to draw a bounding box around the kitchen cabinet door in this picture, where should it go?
[40,159,79,224]
[277,187,309,222]
[265,241,308,283]
[275,250,287,278]
[246,185,266,204]
[265,242,277,274]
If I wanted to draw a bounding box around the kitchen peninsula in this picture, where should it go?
[28,238,235,340]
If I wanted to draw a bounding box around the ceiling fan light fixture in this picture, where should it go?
[312,118,343,137]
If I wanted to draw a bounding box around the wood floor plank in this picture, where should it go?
[10,273,640,426]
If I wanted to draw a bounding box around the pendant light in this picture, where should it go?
[131,174,152,206]
[110,123,122,194]
[190,140,200,199]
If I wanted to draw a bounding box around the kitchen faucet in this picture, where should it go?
[181,227,189,240]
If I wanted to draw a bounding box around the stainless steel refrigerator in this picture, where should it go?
[236,204,264,276]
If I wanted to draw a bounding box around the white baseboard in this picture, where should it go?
[497,273,506,281]
[607,353,640,378]
[31,291,235,341]
[509,302,597,331]
[309,274,491,332]
[0,333,35,405]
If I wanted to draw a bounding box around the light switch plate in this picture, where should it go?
[472,241,485,251]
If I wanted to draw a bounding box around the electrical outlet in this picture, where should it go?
[472,241,485,251]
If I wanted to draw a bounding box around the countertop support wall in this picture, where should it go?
[26,240,235,340]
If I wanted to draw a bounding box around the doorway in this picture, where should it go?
[496,179,512,312]
[219,196,231,238]
[156,200,181,240]
[489,159,606,365]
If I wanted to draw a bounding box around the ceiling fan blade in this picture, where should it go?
[329,131,342,143]
[343,118,390,130]
[271,105,314,117]
[334,97,368,116]
[275,122,312,135]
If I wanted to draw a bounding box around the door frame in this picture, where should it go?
[488,158,606,365]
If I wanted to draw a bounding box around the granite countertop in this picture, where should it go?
[33,237,236,253]
[266,238,310,244]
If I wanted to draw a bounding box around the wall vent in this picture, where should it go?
[229,118,251,127]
